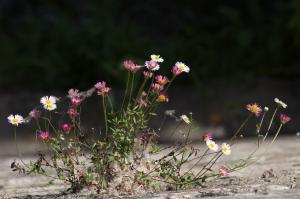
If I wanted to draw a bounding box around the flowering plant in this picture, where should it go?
[8,55,291,196]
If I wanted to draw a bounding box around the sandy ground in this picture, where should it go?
[0,136,299,198]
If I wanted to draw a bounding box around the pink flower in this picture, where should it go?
[172,62,190,76]
[145,60,160,71]
[97,87,111,96]
[68,108,79,118]
[94,81,111,96]
[68,88,79,98]
[123,60,141,73]
[246,103,262,117]
[29,109,41,119]
[143,71,153,79]
[151,83,163,92]
[71,97,81,106]
[203,131,212,142]
[172,66,182,76]
[219,166,229,177]
[137,98,147,107]
[39,131,50,142]
[62,123,72,133]
[94,81,107,90]
[155,75,169,86]
[280,114,291,124]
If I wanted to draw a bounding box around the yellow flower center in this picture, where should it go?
[248,105,260,114]
[45,99,52,105]
[210,143,215,148]
[178,65,185,70]
[12,118,19,123]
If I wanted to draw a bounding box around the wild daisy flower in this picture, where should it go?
[29,109,41,119]
[68,88,79,98]
[221,143,231,155]
[203,131,213,141]
[280,114,291,124]
[219,166,229,177]
[71,97,81,106]
[39,131,50,141]
[62,124,72,133]
[95,81,111,96]
[274,98,287,109]
[41,96,58,111]
[151,83,163,92]
[206,140,219,151]
[155,75,169,86]
[151,54,164,63]
[123,60,142,73]
[145,60,160,71]
[68,108,79,118]
[180,115,191,124]
[246,103,262,117]
[7,114,24,126]
[143,71,153,79]
[157,93,169,102]
[172,62,190,76]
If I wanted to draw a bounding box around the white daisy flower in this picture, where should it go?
[274,98,287,109]
[175,62,190,73]
[221,143,231,155]
[41,96,57,111]
[180,115,191,124]
[206,140,219,151]
[41,96,57,106]
[8,114,24,126]
[151,54,164,63]
[145,60,160,71]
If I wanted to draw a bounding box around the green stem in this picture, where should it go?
[13,127,21,159]
[184,148,209,175]
[121,71,130,112]
[127,73,135,108]
[102,96,108,137]
[164,75,176,92]
[136,78,148,100]
[270,123,283,145]
[230,113,252,144]
[107,95,114,112]
[263,106,278,141]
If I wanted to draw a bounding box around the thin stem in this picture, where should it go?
[127,73,135,108]
[136,77,148,100]
[107,95,114,112]
[184,148,209,175]
[270,123,283,145]
[102,96,108,137]
[164,75,176,92]
[256,111,267,147]
[257,111,266,135]
[230,113,252,144]
[263,106,278,141]
[13,127,21,159]
[120,71,130,112]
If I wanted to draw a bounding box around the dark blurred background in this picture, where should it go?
[0,0,299,139]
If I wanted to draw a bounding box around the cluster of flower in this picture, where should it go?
[7,54,190,139]
[246,98,291,124]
